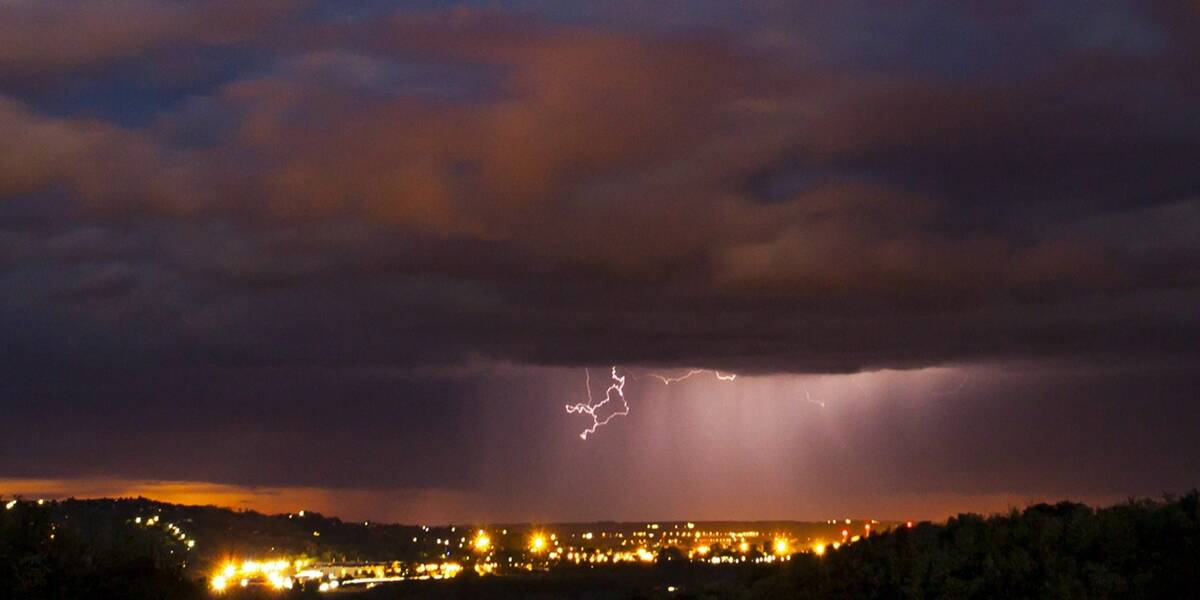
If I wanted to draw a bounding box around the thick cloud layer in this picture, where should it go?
[1,1,1198,517]
[3,2,1197,375]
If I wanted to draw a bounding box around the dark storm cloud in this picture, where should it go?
[1,1,1198,507]
[3,3,1197,372]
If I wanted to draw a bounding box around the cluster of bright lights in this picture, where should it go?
[211,559,300,592]
[196,522,892,595]
[133,513,195,550]
[233,556,466,592]
[566,367,737,439]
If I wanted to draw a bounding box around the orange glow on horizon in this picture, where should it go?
[0,477,1130,525]
[0,477,478,524]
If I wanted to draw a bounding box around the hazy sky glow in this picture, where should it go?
[1,0,1198,523]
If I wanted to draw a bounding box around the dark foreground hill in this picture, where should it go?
[739,492,1200,600]
[1,492,1198,599]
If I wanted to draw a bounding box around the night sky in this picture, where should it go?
[2,1,1198,524]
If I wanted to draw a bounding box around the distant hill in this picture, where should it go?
[3,496,438,575]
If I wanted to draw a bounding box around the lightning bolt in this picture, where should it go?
[645,369,737,385]
[566,367,736,440]
[564,366,628,440]
[804,385,826,408]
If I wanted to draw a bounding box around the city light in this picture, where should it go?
[212,558,311,593]
[187,521,888,594]
[474,531,491,552]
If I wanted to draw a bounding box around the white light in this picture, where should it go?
[4,500,15,510]
[568,367,735,439]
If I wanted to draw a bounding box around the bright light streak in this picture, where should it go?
[567,366,737,439]
[804,386,826,408]
[565,367,629,440]
[646,369,737,385]
[4,500,15,510]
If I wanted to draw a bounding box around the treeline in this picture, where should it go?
[741,492,1200,599]
[0,500,204,599]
